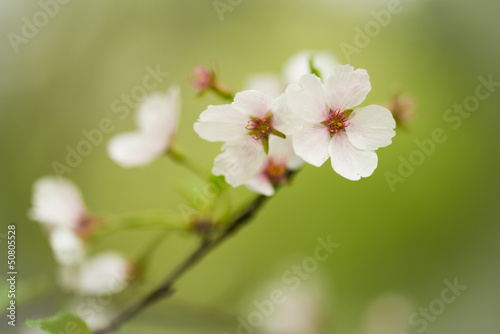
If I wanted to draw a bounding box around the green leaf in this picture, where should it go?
[27,313,91,334]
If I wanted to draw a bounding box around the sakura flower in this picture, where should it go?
[59,252,132,295]
[194,90,293,186]
[30,176,88,231]
[212,138,267,187]
[286,65,396,180]
[246,50,339,97]
[245,136,303,196]
[108,86,180,168]
[263,288,325,334]
[30,177,98,265]
[77,252,132,295]
[30,176,99,239]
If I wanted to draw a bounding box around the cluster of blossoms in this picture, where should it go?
[194,55,396,191]
[106,50,396,195]
[30,177,132,295]
[29,50,397,302]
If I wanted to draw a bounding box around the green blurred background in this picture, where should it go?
[1,0,499,333]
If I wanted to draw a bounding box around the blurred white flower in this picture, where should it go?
[108,86,180,167]
[30,177,98,265]
[30,176,87,231]
[77,252,132,295]
[283,50,339,84]
[58,252,132,295]
[245,136,303,196]
[245,73,284,98]
[246,50,339,97]
[361,293,413,334]
[263,289,324,334]
[286,65,396,180]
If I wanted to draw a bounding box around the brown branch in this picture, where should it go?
[94,170,297,334]
[93,195,271,333]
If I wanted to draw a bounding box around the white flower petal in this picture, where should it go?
[107,132,164,168]
[137,86,179,137]
[285,79,328,123]
[212,139,266,187]
[30,177,86,229]
[50,228,85,266]
[292,123,331,167]
[283,50,339,83]
[245,73,284,98]
[232,90,274,118]
[137,86,179,148]
[346,105,396,150]
[109,87,180,167]
[270,93,302,135]
[325,65,371,110]
[245,174,275,196]
[329,132,378,180]
[268,136,304,170]
[78,252,130,295]
[194,104,249,142]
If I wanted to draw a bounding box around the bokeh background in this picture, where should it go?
[1,0,499,333]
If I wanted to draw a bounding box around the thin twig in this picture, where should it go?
[94,197,266,333]
[94,171,296,334]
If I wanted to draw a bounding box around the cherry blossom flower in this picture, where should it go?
[194,90,294,186]
[30,176,89,231]
[262,287,325,334]
[211,138,267,187]
[59,252,132,295]
[286,65,396,180]
[245,136,303,196]
[246,50,339,97]
[108,86,180,168]
[30,177,96,264]
[77,252,132,295]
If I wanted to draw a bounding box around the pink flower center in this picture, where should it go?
[263,157,287,185]
[323,109,349,136]
[246,117,272,140]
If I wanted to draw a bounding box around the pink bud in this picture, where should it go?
[190,65,213,91]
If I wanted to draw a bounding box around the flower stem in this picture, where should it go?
[211,83,235,102]
[93,170,299,334]
[168,145,209,179]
